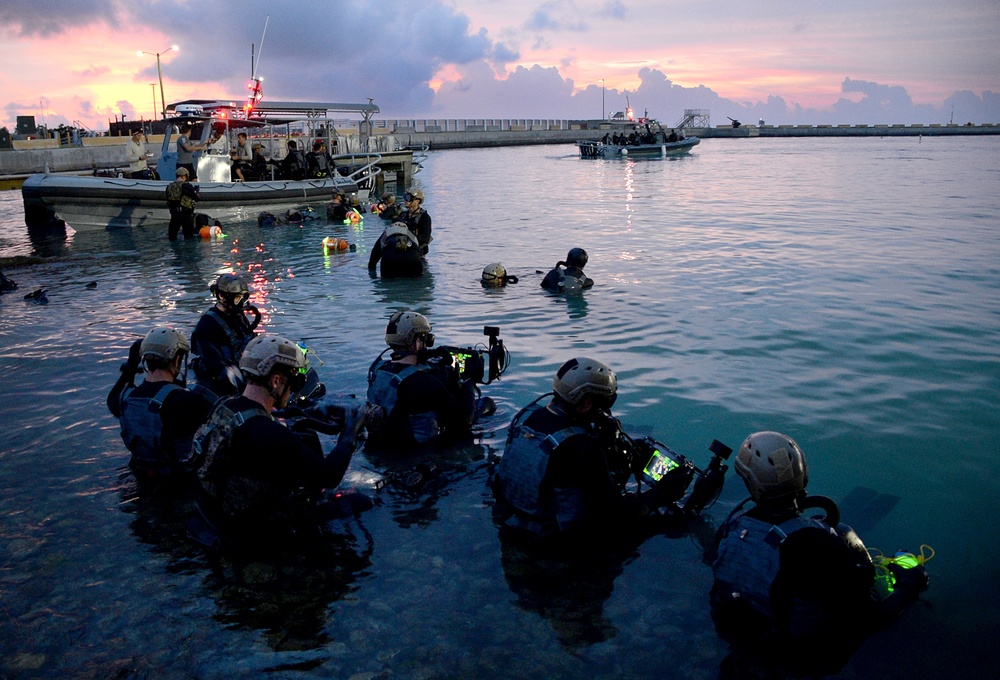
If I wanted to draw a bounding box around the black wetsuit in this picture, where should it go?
[191,307,256,398]
[367,360,477,448]
[541,265,594,292]
[197,395,352,542]
[494,402,628,539]
[367,226,424,277]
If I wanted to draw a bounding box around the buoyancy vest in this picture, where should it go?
[496,402,590,531]
[712,510,838,618]
[195,398,273,519]
[119,382,190,470]
[366,361,442,444]
[380,224,420,252]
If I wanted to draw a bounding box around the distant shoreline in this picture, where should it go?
[1,122,997,181]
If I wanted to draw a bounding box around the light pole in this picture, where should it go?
[599,79,605,120]
[138,45,178,119]
[149,83,157,123]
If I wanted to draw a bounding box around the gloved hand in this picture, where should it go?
[124,339,143,373]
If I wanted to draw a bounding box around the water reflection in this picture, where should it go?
[205,522,373,652]
[364,441,489,529]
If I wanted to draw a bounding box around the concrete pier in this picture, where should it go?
[2,120,997,187]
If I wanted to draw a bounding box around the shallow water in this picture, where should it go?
[1,137,998,678]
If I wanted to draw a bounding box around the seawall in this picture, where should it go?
[2,122,997,181]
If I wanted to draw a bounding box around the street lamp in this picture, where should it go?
[599,79,605,120]
[137,45,178,119]
[149,83,157,123]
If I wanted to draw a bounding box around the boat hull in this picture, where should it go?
[21,174,361,231]
[578,136,700,158]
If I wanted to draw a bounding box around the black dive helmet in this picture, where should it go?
[210,273,261,329]
[566,247,588,268]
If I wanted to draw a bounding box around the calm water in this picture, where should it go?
[1,137,998,678]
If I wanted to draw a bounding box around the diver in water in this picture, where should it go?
[368,222,425,277]
[399,188,432,255]
[481,262,519,287]
[710,431,930,672]
[107,327,213,480]
[366,311,493,450]
[541,247,594,293]
[191,273,260,400]
[195,335,367,548]
[493,357,668,543]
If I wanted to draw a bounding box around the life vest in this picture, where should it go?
[495,402,590,533]
[366,361,441,444]
[194,397,273,518]
[119,382,192,472]
[712,510,838,619]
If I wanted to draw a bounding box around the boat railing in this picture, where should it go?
[333,152,382,192]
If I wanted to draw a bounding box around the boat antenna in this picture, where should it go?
[252,16,269,81]
[245,16,269,117]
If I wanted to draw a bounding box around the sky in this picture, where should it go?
[1,0,998,133]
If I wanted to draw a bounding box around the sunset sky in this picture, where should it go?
[1,0,998,132]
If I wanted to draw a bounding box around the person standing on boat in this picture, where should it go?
[166,167,199,240]
[279,140,308,180]
[541,247,594,293]
[106,327,213,481]
[400,188,432,255]
[176,122,211,180]
[126,130,152,179]
[306,140,335,178]
[191,273,260,399]
[230,132,252,181]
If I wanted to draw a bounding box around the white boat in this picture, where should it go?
[577,118,699,158]
[22,101,382,231]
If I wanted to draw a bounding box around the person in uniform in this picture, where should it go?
[399,188,432,255]
[366,311,490,449]
[195,335,365,547]
[367,222,425,277]
[191,273,260,399]
[710,431,929,670]
[107,327,212,480]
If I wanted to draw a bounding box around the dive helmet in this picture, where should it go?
[481,262,507,285]
[566,247,589,268]
[385,310,434,350]
[140,327,190,362]
[734,431,809,502]
[552,357,617,408]
[239,335,307,378]
[210,273,249,302]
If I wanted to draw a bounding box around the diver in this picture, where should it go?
[106,327,213,480]
[195,335,367,548]
[374,192,404,222]
[399,188,432,255]
[326,188,350,222]
[368,222,425,278]
[710,431,930,671]
[540,247,594,293]
[191,273,260,400]
[306,140,335,178]
[481,262,519,287]
[366,311,493,450]
[493,358,669,543]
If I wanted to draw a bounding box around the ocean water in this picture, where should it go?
[1,137,998,678]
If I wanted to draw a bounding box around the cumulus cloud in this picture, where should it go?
[0,0,120,37]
